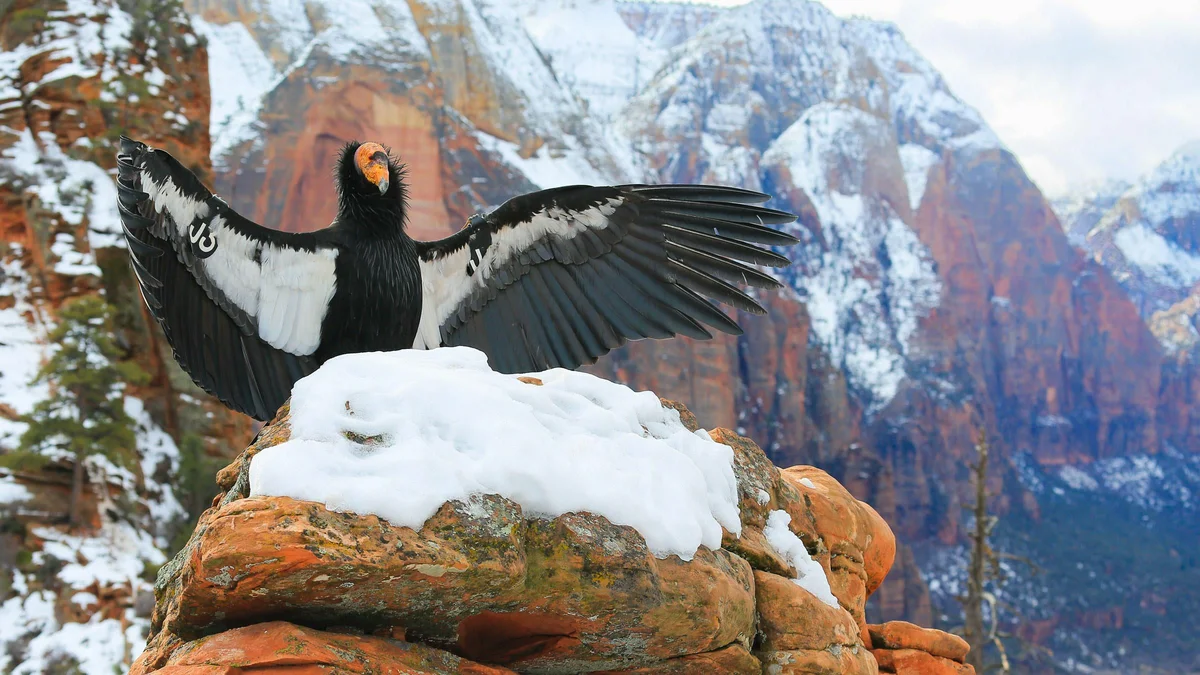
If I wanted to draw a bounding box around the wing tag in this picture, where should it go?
[188,220,217,258]
[187,196,225,259]
[465,214,492,276]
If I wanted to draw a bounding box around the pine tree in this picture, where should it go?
[1,295,148,528]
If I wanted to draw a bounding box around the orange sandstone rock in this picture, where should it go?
[148,494,755,673]
[155,621,514,674]
[873,648,975,675]
[593,644,761,674]
[867,622,970,663]
[754,571,861,653]
[778,466,896,633]
[757,645,879,675]
[136,399,913,675]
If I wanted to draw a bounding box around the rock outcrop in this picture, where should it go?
[131,395,971,674]
[867,622,971,675]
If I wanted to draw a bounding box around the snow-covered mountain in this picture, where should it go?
[1056,141,1200,343]
[1051,178,1131,248]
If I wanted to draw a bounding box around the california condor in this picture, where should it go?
[115,136,800,421]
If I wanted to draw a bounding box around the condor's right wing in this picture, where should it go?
[116,136,340,421]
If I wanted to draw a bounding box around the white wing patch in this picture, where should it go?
[412,198,621,349]
[258,246,338,355]
[141,166,338,357]
[201,215,261,316]
[143,170,211,234]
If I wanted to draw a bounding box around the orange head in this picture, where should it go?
[354,142,391,195]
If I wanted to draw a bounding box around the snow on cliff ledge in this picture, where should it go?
[250,347,743,560]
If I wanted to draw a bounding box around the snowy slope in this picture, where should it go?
[1051,178,1131,248]
[617,0,978,412]
[1055,141,1200,344]
[0,2,189,671]
[761,104,940,409]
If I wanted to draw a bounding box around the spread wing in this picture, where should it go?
[413,184,799,373]
[115,136,339,421]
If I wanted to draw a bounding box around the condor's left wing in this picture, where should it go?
[413,184,799,373]
[116,136,340,420]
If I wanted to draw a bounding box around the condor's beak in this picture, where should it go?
[355,142,391,195]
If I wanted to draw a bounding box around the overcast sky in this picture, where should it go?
[654,0,1200,196]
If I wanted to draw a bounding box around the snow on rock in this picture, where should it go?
[0,397,183,674]
[193,0,428,154]
[1,128,123,251]
[762,103,940,412]
[898,143,939,211]
[250,347,742,560]
[1112,223,1200,287]
[1053,452,1200,512]
[35,522,165,591]
[0,0,133,105]
[192,18,279,162]
[1060,141,1200,334]
[0,255,50,447]
[517,0,666,122]
[1050,177,1131,247]
[617,1,722,52]
[127,398,187,533]
[1131,140,1200,227]
[0,474,32,505]
[0,519,159,675]
[848,17,1002,154]
[474,129,614,189]
[763,509,838,608]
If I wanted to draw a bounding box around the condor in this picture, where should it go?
[115,136,799,421]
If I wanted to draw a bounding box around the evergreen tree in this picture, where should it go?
[1,295,148,528]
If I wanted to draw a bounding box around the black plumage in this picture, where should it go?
[115,136,800,421]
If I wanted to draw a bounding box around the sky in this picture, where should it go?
[653,0,1200,197]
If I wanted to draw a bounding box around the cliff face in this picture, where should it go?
[1055,143,1200,454]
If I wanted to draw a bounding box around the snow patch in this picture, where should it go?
[763,509,838,608]
[0,255,49,448]
[898,144,938,211]
[1,129,124,250]
[474,130,614,190]
[763,104,940,413]
[193,18,279,161]
[519,0,665,121]
[1132,140,1200,226]
[250,347,742,560]
[1112,223,1200,288]
[1058,465,1099,492]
